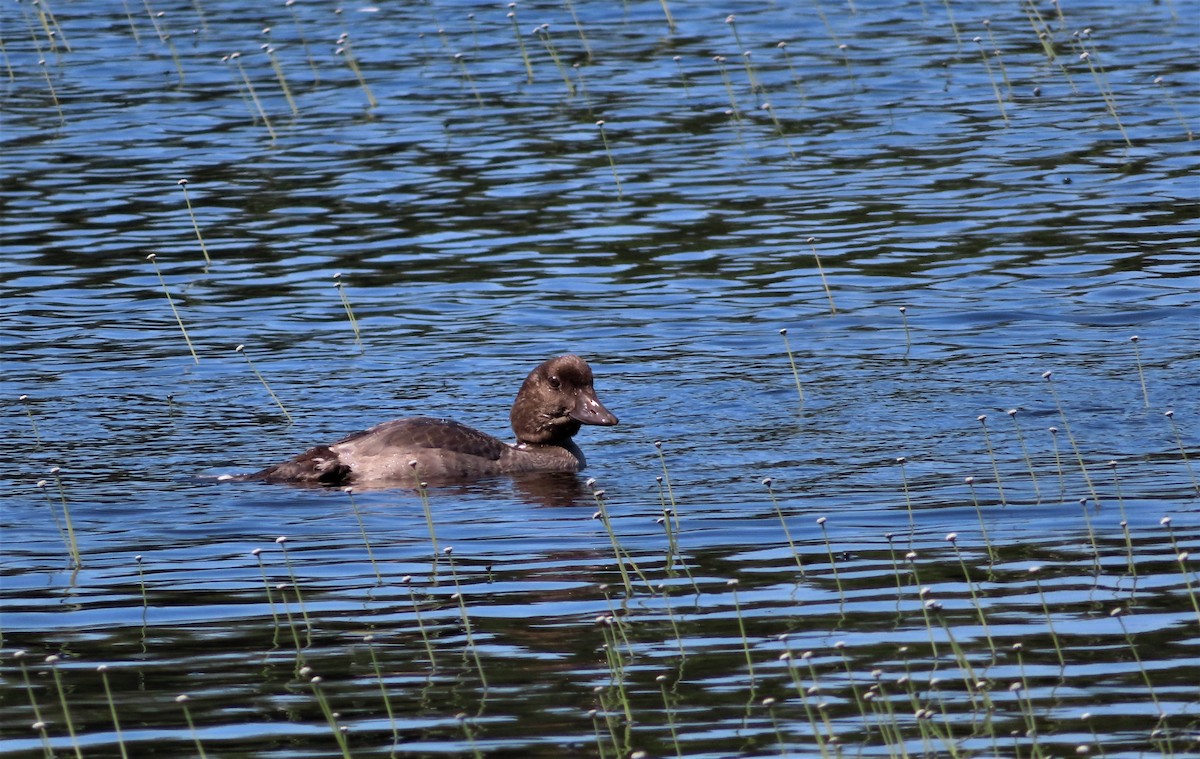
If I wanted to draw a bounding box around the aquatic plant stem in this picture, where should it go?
[236,345,293,424]
[595,120,623,200]
[304,671,352,759]
[176,179,211,268]
[275,537,312,644]
[1029,566,1066,669]
[402,575,438,670]
[20,394,41,448]
[1129,336,1149,407]
[977,415,1008,508]
[146,253,199,364]
[1008,408,1041,502]
[98,665,130,759]
[763,477,805,577]
[817,517,845,606]
[336,33,377,109]
[1042,371,1100,505]
[506,5,533,83]
[779,328,805,405]
[1163,410,1199,496]
[176,695,208,759]
[728,579,757,691]
[445,547,489,690]
[344,487,381,583]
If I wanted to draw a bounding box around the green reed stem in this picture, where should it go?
[250,548,280,642]
[1007,408,1041,502]
[1108,461,1136,579]
[595,120,623,200]
[276,584,306,665]
[1029,566,1066,669]
[817,517,845,606]
[658,0,676,33]
[363,635,398,748]
[401,575,437,670]
[562,0,593,62]
[264,43,298,116]
[1152,76,1194,141]
[336,33,377,108]
[833,640,870,735]
[146,253,199,364]
[35,479,69,558]
[775,42,808,103]
[134,553,149,622]
[1160,518,1200,629]
[897,305,913,356]
[763,478,805,577]
[946,533,995,654]
[804,237,836,314]
[304,672,352,759]
[285,0,320,83]
[974,36,1008,123]
[983,20,1014,99]
[453,53,484,106]
[15,652,52,758]
[344,488,381,583]
[506,7,533,83]
[1079,497,1102,576]
[656,674,683,758]
[908,563,940,659]
[534,24,574,97]
[1111,609,1162,716]
[237,345,293,424]
[176,179,211,268]
[897,456,917,539]
[45,654,81,757]
[276,537,312,644]
[97,665,129,759]
[227,52,275,141]
[175,695,208,759]
[1077,36,1131,148]
[591,486,638,597]
[50,467,83,569]
[885,532,905,608]
[1128,336,1150,407]
[656,583,686,660]
[445,547,489,690]
[977,415,1008,508]
[1163,410,1199,496]
[19,394,41,448]
[778,328,806,405]
[1043,371,1100,505]
[727,579,757,690]
[457,712,484,759]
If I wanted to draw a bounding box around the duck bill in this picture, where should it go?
[570,389,618,426]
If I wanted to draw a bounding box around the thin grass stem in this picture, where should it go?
[763,477,805,577]
[595,120,623,199]
[236,345,293,424]
[175,695,208,759]
[778,328,806,405]
[176,179,211,268]
[146,253,199,363]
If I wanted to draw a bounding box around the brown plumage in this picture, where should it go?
[243,355,618,487]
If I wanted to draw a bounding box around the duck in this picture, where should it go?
[243,354,618,487]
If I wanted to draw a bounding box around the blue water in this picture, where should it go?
[2,0,1198,756]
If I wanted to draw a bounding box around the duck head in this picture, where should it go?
[510,354,618,445]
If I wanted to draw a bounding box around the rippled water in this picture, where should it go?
[2,0,1199,756]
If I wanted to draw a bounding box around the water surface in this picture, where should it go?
[2,0,1198,756]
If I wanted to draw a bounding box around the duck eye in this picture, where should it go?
[548,375,561,389]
